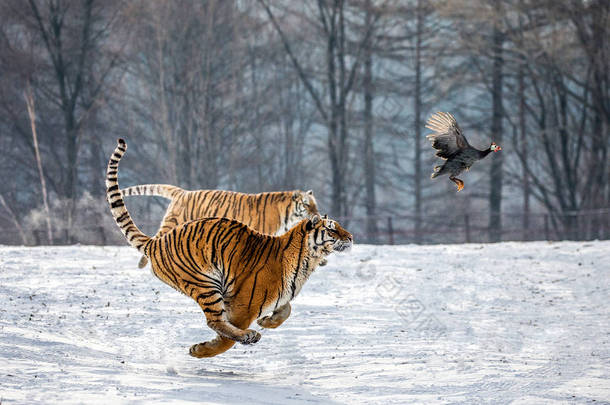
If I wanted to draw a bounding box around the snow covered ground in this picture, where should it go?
[1,241,609,404]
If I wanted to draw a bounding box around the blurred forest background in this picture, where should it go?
[0,0,608,245]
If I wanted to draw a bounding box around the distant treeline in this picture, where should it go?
[0,0,608,245]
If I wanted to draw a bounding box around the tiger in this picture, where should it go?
[106,139,352,358]
[120,184,319,268]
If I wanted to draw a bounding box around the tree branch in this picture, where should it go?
[258,0,328,123]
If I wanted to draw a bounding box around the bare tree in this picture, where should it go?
[23,0,121,241]
[489,14,504,242]
[505,0,609,238]
[362,0,378,240]
[0,0,607,245]
[24,84,53,244]
[259,0,381,216]
[412,0,424,243]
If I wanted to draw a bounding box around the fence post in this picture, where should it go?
[544,214,550,240]
[33,230,41,245]
[387,217,394,245]
[465,214,471,243]
[98,226,106,246]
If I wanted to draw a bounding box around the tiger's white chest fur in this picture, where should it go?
[258,256,319,316]
[289,258,313,298]
[283,255,323,301]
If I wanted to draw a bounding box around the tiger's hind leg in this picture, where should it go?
[257,303,291,329]
[137,228,166,268]
[138,218,180,268]
[190,335,235,358]
[194,290,261,349]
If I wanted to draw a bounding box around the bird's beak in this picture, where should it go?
[495,146,502,151]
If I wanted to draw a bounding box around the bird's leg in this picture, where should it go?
[450,177,464,192]
[456,179,464,191]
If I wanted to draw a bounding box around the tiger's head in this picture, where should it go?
[305,214,352,257]
[289,190,319,223]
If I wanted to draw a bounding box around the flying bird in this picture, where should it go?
[425,112,501,192]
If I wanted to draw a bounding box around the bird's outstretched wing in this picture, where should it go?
[425,112,469,159]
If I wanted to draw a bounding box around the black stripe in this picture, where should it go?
[116,212,129,223]
[206,296,223,305]
[260,194,269,232]
[248,270,260,309]
[257,289,268,318]
[202,308,225,315]
[290,238,306,299]
[196,291,220,301]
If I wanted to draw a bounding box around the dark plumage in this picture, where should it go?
[425,112,501,192]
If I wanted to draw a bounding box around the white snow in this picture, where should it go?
[1,241,609,404]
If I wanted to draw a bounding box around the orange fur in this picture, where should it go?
[121,185,319,268]
[106,140,352,357]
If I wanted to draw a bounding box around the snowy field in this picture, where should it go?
[1,241,609,404]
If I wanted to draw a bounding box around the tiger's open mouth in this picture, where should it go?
[334,241,352,252]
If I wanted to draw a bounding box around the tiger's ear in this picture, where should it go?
[292,191,300,201]
[306,189,313,195]
[306,214,321,230]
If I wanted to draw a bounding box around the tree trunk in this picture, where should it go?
[24,85,53,245]
[363,0,377,242]
[489,25,504,242]
[413,0,423,244]
[259,0,370,218]
[250,50,265,189]
[519,65,529,240]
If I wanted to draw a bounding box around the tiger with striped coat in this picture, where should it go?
[121,184,319,268]
[106,139,352,357]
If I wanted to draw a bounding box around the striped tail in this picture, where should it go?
[120,184,183,200]
[106,139,152,254]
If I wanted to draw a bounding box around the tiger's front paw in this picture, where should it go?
[239,329,261,345]
[319,258,328,266]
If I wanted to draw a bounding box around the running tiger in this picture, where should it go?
[121,184,319,268]
[106,139,352,357]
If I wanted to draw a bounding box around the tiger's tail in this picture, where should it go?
[106,139,152,255]
[120,184,183,200]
